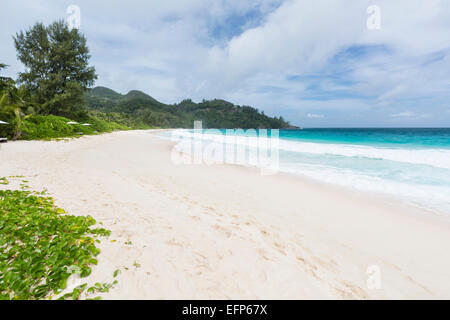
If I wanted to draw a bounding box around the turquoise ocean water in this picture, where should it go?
[162,128,450,214]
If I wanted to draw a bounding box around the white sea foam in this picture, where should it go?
[170,130,450,169]
[278,140,450,170]
[280,162,450,214]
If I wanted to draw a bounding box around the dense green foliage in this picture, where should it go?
[0,183,110,300]
[0,63,125,140]
[0,64,11,90]
[86,86,293,129]
[19,114,127,140]
[14,20,97,118]
[0,76,34,140]
[90,110,153,130]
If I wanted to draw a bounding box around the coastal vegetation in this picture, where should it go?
[0,21,125,140]
[13,20,96,119]
[0,76,126,140]
[0,178,110,300]
[19,115,127,140]
[86,86,292,129]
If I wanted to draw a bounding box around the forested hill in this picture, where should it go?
[86,86,295,129]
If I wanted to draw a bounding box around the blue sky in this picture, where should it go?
[1,0,450,127]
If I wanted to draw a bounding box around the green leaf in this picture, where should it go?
[0,186,110,300]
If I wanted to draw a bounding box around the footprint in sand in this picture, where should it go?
[335,280,368,299]
[212,224,232,238]
[258,248,271,261]
[273,242,287,255]
[202,206,223,217]
[166,238,184,247]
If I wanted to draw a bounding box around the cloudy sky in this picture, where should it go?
[1,0,450,127]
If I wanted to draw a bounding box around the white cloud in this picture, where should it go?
[307,113,324,119]
[389,112,415,118]
[389,111,432,120]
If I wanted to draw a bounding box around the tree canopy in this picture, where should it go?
[14,20,97,118]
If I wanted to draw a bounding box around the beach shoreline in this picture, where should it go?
[1,129,450,299]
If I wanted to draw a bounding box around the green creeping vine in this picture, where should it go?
[59,271,120,300]
[0,181,110,300]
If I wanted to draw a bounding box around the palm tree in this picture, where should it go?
[0,78,32,140]
[0,92,34,140]
[0,63,13,92]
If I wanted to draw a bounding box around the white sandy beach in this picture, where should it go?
[1,129,450,299]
